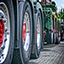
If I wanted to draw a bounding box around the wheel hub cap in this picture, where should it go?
[37,18,40,49]
[23,12,30,51]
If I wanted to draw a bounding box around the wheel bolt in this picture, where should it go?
[1,46,5,50]
[3,18,7,23]
[7,32,9,34]
[5,29,8,32]
[4,38,7,42]
[4,20,7,23]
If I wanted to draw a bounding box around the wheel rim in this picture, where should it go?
[36,17,40,49]
[0,2,10,63]
[23,12,30,51]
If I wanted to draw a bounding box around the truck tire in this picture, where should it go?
[56,37,58,44]
[54,32,56,44]
[33,11,42,58]
[55,33,58,44]
[58,31,61,44]
[51,30,53,44]
[21,2,32,63]
[0,0,15,64]
[12,2,32,64]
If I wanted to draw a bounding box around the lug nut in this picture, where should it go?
[3,18,7,23]
[1,46,5,50]
[4,20,7,23]
[4,38,7,42]
[7,32,9,34]
[5,29,8,32]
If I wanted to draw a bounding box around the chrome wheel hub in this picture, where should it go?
[37,17,40,49]
[23,12,30,51]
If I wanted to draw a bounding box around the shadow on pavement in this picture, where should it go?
[43,44,57,48]
[41,48,51,51]
[28,62,38,64]
[41,44,58,51]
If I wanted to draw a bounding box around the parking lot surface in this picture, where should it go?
[28,41,64,64]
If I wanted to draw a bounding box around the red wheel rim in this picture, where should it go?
[23,22,26,41]
[51,29,53,32]
[36,27,38,36]
[0,19,4,47]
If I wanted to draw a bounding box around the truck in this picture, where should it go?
[40,0,61,45]
[38,0,55,44]
[0,0,44,64]
[0,0,61,64]
[59,8,64,41]
[52,14,61,44]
